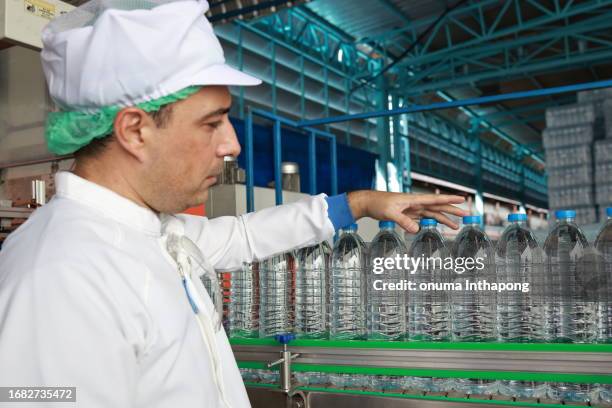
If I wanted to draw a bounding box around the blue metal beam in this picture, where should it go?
[471,121,485,220]
[244,108,339,209]
[249,7,385,80]
[231,4,540,167]
[308,131,316,195]
[223,3,549,205]
[435,90,542,161]
[395,10,612,92]
[398,117,549,201]
[478,96,575,120]
[245,110,255,212]
[298,79,612,127]
[400,36,612,94]
[299,79,612,165]
[366,0,612,64]
[273,120,282,205]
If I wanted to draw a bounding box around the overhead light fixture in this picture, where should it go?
[207,0,309,24]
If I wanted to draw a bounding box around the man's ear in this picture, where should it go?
[113,107,156,162]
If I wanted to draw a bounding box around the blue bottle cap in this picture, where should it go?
[508,213,527,222]
[344,223,358,232]
[379,220,395,229]
[555,209,576,219]
[274,333,296,345]
[463,215,481,224]
[420,218,438,227]
[607,207,612,217]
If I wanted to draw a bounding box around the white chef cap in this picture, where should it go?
[41,0,261,154]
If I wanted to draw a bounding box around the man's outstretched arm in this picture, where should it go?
[181,191,467,271]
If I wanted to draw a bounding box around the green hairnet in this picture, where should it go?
[45,85,202,155]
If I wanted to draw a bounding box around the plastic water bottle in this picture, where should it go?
[495,213,544,342]
[295,241,331,339]
[330,223,367,339]
[367,221,406,340]
[451,220,497,395]
[595,207,612,343]
[495,213,544,398]
[497,381,548,399]
[548,382,595,403]
[407,218,450,341]
[450,215,497,342]
[450,216,497,396]
[599,383,612,404]
[259,252,295,337]
[229,262,260,338]
[543,210,596,343]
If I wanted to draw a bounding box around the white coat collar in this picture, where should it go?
[54,171,162,236]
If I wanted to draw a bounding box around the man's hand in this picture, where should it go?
[347,190,469,233]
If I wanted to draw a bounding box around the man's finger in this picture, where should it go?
[427,204,469,217]
[396,215,420,234]
[404,194,465,206]
[422,210,459,230]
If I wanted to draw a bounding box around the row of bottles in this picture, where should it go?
[227,208,612,343]
[239,368,612,405]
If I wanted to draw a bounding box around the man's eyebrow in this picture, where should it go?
[198,106,231,122]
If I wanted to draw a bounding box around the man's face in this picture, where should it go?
[142,86,240,213]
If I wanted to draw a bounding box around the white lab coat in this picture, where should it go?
[0,171,335,407]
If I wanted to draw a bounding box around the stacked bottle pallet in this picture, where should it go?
[596,139,612,219]
[543,103,598,224]
[577,87,612,139]
[580,88,612,221]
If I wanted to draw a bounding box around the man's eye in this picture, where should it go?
[205,121,222,129]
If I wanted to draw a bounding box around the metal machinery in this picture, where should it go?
[232,338,612,408]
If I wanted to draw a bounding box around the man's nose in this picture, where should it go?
[218,122,242,158]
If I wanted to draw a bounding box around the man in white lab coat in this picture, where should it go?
[0,1,466,407]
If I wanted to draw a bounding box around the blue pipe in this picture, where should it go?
[297,79,612,127]
[401,137,411,192]
[245,110,255,213]
[251,108,335,139]
[273,120,283,205]
[330,138,338,196]
[308,131,317,195]
[244,109,340,209]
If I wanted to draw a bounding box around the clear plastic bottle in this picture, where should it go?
[497,381,548,399]
[367,221,406,341]
[407,218,451,341]
[594,207,612,343]
[229,262,260,338]
[599,383,612,404]
[495,213,544,342]
[495,213,545,398]
[543,210,596,343]
[450,215,497,342]
[450,216,497,396]
[295,241,331,339]
[548,382,596,403]
[330,223,367,339]
[259,252,295,337]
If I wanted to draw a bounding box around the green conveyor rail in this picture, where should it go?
[242,382,594,408]
[233,339,612,384]
[293,386,592,408]
[237,361,612,384]
[230,337,612,352]
[243,382,278,389]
